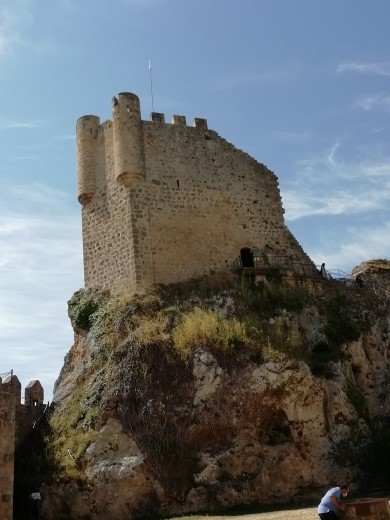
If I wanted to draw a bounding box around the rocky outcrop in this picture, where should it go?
[41,269,390,520]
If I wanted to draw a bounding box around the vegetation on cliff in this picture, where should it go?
[46,267,390,501]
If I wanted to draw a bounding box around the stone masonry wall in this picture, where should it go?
[0,376,45,520]
[0,391,15,520]
[77,92,315,294]
[80,121,139,293]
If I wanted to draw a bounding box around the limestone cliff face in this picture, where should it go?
[42,269,390,520]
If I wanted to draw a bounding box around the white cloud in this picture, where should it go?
[0,182,83,400]
[282,141,390,274]
[308,223,390,273]
[282,143,390,221]
[0,120,43,129]
[285,188,388,220]
[337,61,390,77]
[0,0,32,58]
[55,134,76,141]
[355,93,390,112]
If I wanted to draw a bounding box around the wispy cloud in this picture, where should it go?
[0,182,83,399]
[284,187,388,220]
[272,130,310,143]
[282,143,390,221]
[355,93,390,112]
[337,61,390,77]
[207,66,297,93]
[286,154,390,272]
[0,119,43,129]
[55,134,76,141]
[307,223,390,273]
[0,0,32,58]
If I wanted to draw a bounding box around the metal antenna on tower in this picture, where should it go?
[149,60,155,113]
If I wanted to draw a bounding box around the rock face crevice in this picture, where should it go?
[42,269,390,520]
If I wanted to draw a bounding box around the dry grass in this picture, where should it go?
[172,307,249,360]
[365,259,390,271]
[164,507,317,520]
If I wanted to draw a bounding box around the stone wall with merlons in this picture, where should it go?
[77,92,315,294]
[0,376,45,520]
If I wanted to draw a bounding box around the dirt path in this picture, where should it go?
[201,508,317,520]
[169,507,318,520]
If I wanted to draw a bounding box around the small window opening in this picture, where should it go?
[176,180,180,188]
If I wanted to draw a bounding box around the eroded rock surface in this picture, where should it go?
[42,268,390,520]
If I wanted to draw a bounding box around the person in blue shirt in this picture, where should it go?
[317,485,350,519]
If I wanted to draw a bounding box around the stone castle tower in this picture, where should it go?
[76,91,315,293]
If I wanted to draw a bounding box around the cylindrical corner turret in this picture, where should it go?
[112,92,145,186]
[76,115,100,205]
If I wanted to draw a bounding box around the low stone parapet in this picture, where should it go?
[341,497,390,520]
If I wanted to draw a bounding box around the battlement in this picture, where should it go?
[76,92,209,204]
[0,373,44,406]
[150,111,208,129]
[0,372,45,520]
[76,90,315,295]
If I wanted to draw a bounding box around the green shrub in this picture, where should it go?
[89,298,128,365]
[49,388,99,480]
[236,276,311,317]
[68,288,108,331]
[323,293,361,346]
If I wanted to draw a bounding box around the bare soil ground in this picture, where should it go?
[168,507,317,520]
[204,508,317,520]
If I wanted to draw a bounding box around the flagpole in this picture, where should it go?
[149,60,155,113]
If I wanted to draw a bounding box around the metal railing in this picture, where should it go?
[232,256,390,298]
[321,267,390,298]
[0,369,13,381]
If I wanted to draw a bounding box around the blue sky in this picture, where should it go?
[1,0,390,400]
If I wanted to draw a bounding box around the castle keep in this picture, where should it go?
[77,92,315,293]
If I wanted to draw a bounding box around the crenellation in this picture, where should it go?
[151,112,165,123]
[25,380,44,407]
[76,90,316,293]
[2,374,21,403]
[171,114,186,125]
[0,375,45,520]
[193,117,208,129]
